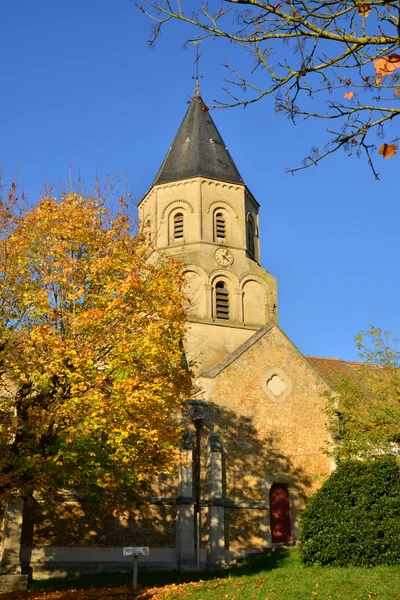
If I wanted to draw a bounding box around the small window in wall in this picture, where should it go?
[215,212,226,239]
[215,281,229,320]
[174,212,184,239]
[270,483,292,543]
[247,216,255,257]
[145,219,151,243]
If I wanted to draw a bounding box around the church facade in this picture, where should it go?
[1,93,343,580]
[137,92,335,569]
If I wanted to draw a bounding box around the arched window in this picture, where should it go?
[215,281,229,320]
[247,216,255,257]
[174,212,184,239]
[214,211,226,239]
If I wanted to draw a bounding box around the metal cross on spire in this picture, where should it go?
[191,40,203,97]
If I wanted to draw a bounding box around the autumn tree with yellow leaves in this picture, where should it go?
[0,185,190,506]
[140,0,400,177]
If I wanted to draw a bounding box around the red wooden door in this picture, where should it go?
[270,483,292,543]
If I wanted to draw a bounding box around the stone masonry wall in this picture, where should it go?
[207,327,331,496]
[22,499,177,549]
[225,508,267,553]
[0,502,4,544]
[197,326,333,553]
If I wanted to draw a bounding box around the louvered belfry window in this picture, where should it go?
[247,216,255,256]
[215,281,229,320]
[215,212,226,239]
[174,212,184,239]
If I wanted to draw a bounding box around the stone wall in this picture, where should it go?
[22,499,177,549]
[199,326,332,496]
[0,502,4,544]
[192,325,333,553]
[225,508,267,553]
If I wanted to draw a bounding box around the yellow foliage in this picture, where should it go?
[0,192,190,506]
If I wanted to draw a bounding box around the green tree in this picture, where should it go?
[141,0,400,177]
[0,186,190,507]
[326,326,400,462]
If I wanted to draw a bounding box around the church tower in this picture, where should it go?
[138,93,278,371]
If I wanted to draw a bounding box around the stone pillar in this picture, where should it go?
[235,289,244,323]
[205,284,213,319]
[0,499,28,591]
[176,431,196,571]
[268,289,278,324]
[207,434,225,568]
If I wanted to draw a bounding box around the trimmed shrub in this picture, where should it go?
[300,457,400,566]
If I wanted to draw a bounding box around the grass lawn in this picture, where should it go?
[149,548,400,600]
[6,548,400,600]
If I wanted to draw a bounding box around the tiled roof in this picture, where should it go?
[306,356,386,388]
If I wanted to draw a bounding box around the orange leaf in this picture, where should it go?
[344,91,354,99]
[374,54,400,81]
[374,57,396,76]
[395,87,400,95]
[379,143,398,159]
[358,5,372,17]
[388,52,400,66]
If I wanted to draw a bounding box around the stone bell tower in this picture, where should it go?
[138,92,278,371]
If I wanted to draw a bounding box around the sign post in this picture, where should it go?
[133,556,138,590]
[123,547,149,590]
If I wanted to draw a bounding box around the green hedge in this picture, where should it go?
[300,457,400,566]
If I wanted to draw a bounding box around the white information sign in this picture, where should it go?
[123,546,149,556]
[123,547,149,590]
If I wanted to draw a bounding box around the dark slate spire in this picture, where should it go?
[152,96,244,186]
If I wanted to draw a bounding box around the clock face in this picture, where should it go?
[215,248,233,267]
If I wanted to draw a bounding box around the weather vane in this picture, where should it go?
[191,40,203,97]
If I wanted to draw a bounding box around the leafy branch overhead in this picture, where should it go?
[139,0,400,177]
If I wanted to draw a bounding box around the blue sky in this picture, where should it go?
[1,0,399,361]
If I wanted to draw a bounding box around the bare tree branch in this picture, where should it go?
[139,0,400,175]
